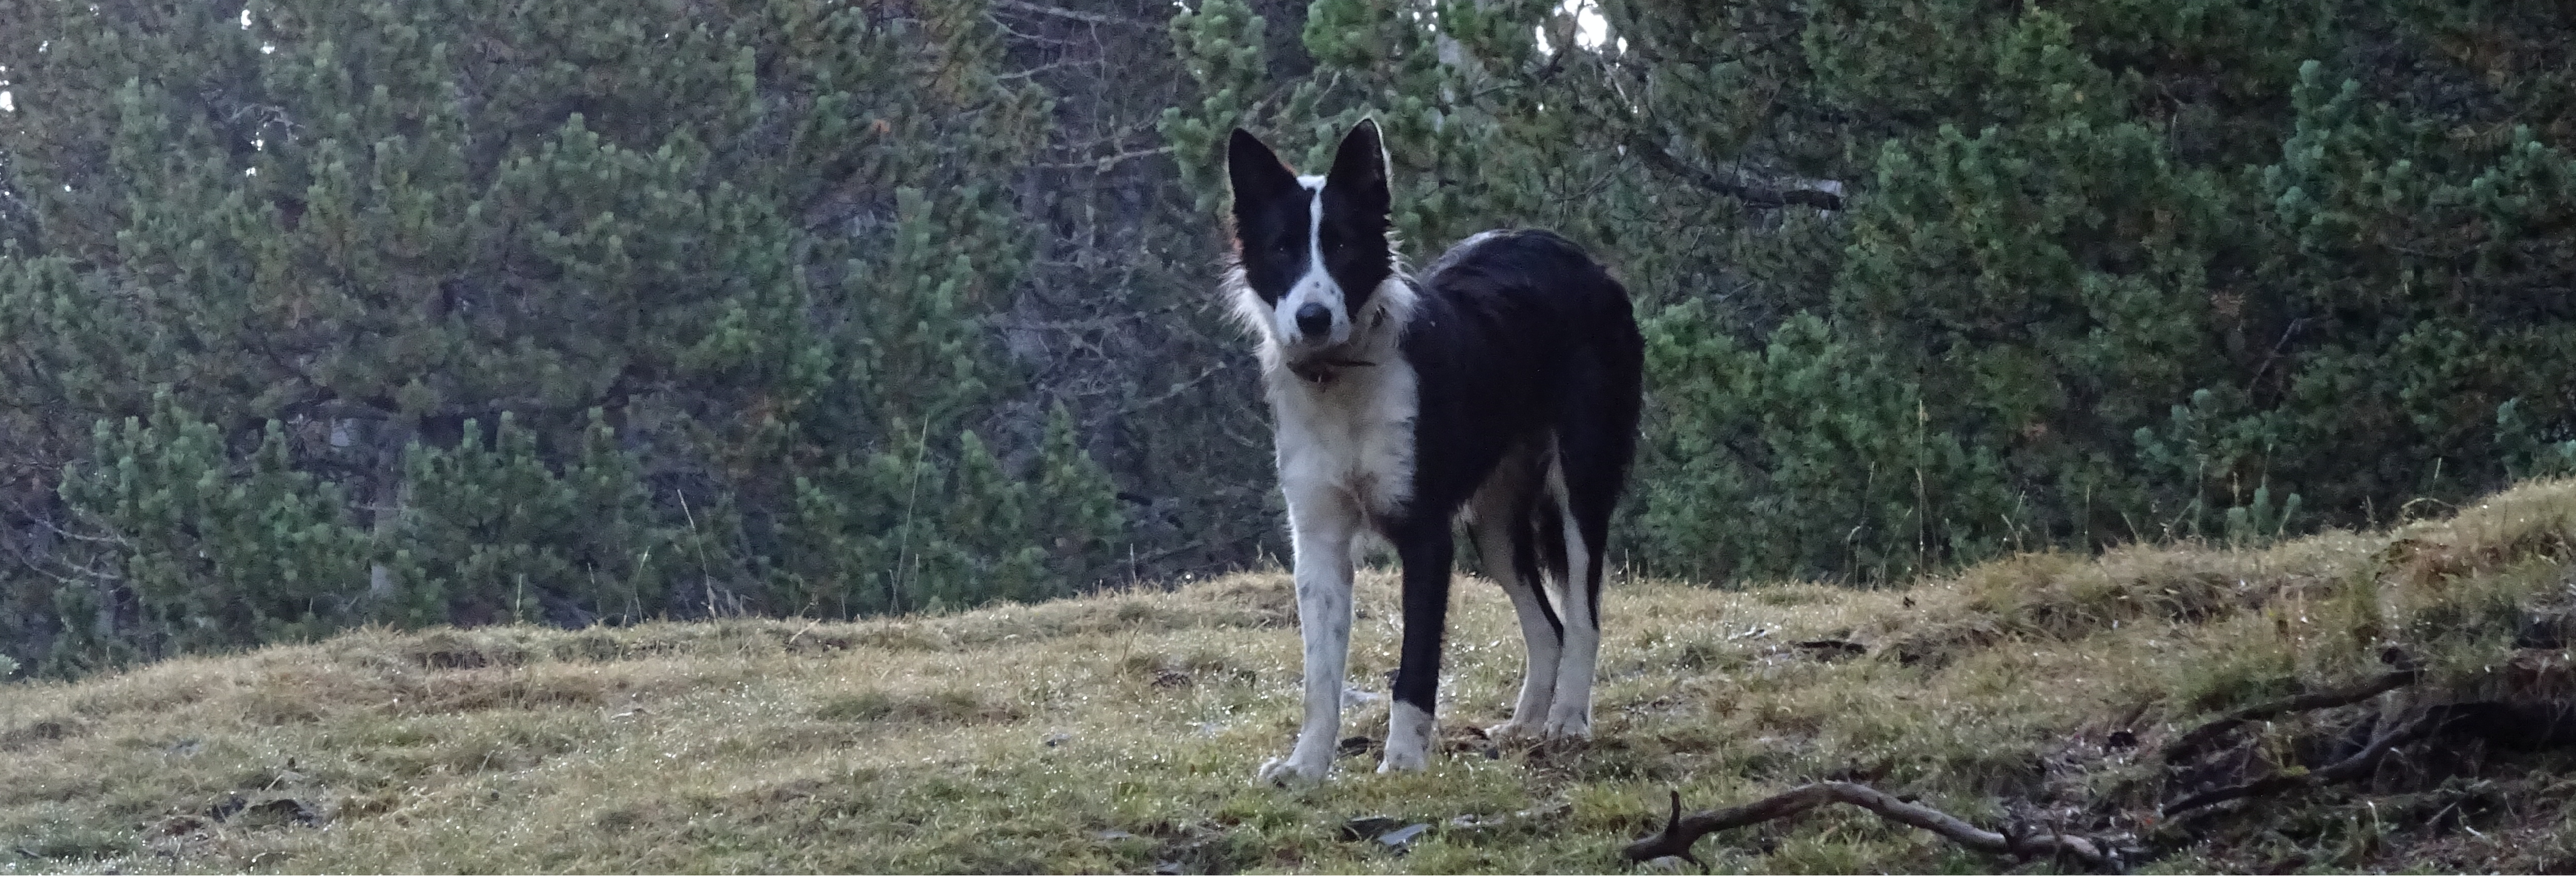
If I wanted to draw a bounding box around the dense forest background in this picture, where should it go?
[0,0,2569,677]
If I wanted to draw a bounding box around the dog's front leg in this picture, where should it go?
[1380,523,1453,772]
[1257,490,1359,787]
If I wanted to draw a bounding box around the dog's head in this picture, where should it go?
[1225,119,1395,355]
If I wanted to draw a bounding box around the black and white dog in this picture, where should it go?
[1222,119,1643,785]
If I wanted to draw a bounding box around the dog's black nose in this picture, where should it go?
[1295,303,1332,338]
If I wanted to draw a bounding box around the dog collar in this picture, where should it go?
[1289,307,1393,384]
[1290,357,1376,384]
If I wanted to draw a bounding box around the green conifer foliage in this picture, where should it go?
[57,397,371,668]
[1,0,1125,672]
[390,411,674,628]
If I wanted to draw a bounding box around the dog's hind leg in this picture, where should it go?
[1257,488,1361,786]
[1541,386,1635,739]
[1539,455,1601,739]
[1467,454,1562,740]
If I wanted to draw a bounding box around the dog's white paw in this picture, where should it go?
[1375,748,1428,773]
[1256,754,1330,788]
[1539,712,1593,741]
[1483,718,1539,741]
[1378,701,1434,773]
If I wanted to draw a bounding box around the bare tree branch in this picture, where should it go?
[1625,138,1844,211]
[1033,145,1175,171]
[990,0,1154,28]
[1623,785,2126,873]
[2160,709,2449,816]
[2163,661,2423,764]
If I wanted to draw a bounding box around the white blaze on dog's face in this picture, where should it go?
[1225,120,1395,353]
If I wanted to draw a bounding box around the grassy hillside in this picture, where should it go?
[7,481,2576,874]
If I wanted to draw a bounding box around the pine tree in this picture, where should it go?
[0,0,1127,672]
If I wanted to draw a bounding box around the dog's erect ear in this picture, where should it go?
[1227,128,1300,208]
[1325,118,1390,216]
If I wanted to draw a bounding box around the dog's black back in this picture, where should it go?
[1396,230,1643,545]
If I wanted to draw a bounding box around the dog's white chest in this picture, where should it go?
[1269,363,1419,520]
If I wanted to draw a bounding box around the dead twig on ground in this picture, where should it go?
[2162,664,2424,764]
[2160,708,2451,816]
[1622,785,2127,873]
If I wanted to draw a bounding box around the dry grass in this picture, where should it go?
[7,480,2576,873]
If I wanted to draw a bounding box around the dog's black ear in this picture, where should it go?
[1326,118,1389,216]
[1227,128,1300,208]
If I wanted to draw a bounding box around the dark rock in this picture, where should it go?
[1339,814,1402,841]
[1376,823,1433,851]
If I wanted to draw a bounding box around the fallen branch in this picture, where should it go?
[1623,785,2125,873]
[2161,666,2424,764]
[2160,708,2449,816]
